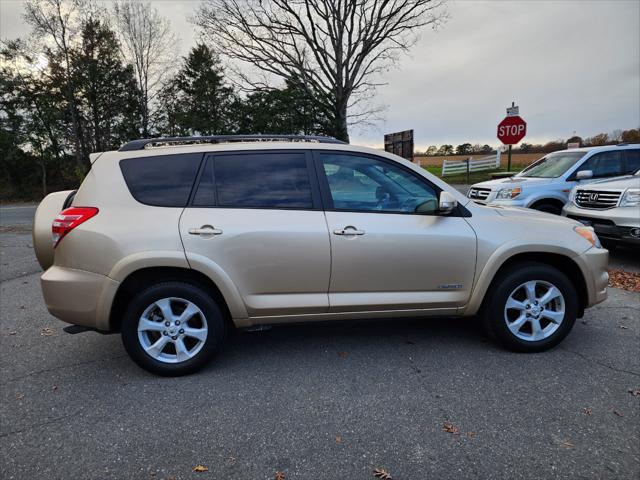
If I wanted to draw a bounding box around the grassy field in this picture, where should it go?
[416,152,543,183]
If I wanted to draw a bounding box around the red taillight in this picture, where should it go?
[52,207,99,248]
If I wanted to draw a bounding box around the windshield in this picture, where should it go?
[516,151,585,178]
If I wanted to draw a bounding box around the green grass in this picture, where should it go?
[423,166,513,184]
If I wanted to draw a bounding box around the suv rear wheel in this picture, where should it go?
[482,263,578,352]
[121,282,226,376]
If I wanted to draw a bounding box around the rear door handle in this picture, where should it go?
[333,226,365,236]
[188,225,223,236]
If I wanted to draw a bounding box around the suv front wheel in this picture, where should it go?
[121,282,226,376]
[482,263,578,352]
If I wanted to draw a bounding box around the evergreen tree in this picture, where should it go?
[172,44,236,135]
[73,19,142,153]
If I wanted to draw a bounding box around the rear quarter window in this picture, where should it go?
[120,153,203,207]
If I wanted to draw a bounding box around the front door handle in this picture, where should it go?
[188,225,223,236]
[333,226,365,236]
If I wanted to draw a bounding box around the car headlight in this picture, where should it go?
[496,187,522,199]
[568,187,578,203]
[619,188,640,207]
[574,226,602,248]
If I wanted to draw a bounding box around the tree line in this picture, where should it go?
[0,1,333,199]
[418,128,640,157]
[2,0,447,200]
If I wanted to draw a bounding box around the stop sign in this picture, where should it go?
[497,116,527,145]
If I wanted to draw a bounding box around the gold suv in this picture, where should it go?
[33,135,609,376]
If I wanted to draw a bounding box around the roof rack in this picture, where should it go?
[118,134,346,151]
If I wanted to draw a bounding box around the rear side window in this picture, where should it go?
[120,154,202,207]
[212,153,312,209]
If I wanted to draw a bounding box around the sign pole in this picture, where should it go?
[507,102,514,171]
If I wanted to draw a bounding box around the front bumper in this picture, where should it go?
[563,204,640,245]
[574,247,609,308]
[40,266,119,331]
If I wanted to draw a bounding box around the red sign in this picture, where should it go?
[497,116,527,145]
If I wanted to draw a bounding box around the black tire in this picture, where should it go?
[481,262,578,352]
[531,201,562,215]
[121,281,226,376]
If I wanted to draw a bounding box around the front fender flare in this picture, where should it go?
[463,241,582,315]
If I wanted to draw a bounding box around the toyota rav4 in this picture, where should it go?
[33,135,609,376]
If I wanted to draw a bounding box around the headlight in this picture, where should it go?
[568,187,578,203]
[496,187,522,199]
[619,188,640,207]
[574,226,602,248]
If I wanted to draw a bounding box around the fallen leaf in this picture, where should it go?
[192,465,209,473]
[335,435,343,444]
[338,351,348,358]
[607,269,640,292]
[275,472,285,480]
[466,431,476,438]
[561,440,574,449]
[613,410,624,417]
[582,407,592,415]
[16,393,24,400]
[628,388,640,397]
[40,328,55,337]
[618,325,629,330]
[373,468,392,479]
[443,422,459,435]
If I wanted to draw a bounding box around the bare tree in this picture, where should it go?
[113,1,179,137]
[195,0,447,141]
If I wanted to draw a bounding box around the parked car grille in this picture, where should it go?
[467,187,491,201]
[574,190,621,209]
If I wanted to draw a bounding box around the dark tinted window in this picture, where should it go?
[575,151,623,178]
[120,154,202,207]
[193,157,215,206]
[625,150,640,173]
[214,153,312,208]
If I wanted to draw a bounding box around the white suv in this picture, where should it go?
[467,144,640,214]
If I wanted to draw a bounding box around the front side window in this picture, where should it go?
[214,152,313,209]
[320,153,438,213]
[625,149,640,174]
[574,151,624,178]
[517,151,585,178]
[120,153,202,207]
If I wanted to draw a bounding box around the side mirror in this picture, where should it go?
[576,170,593,180]
[438,191,458,214]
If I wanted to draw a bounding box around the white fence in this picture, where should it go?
[441,151,501,176]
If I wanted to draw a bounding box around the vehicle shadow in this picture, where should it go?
[208,315,494,372]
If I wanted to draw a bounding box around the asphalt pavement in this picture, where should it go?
[1,202,639,480]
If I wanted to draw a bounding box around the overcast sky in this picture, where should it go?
[1,0,639,150]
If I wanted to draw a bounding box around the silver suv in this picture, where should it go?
[33,135,609,376]
[467,144,640,214]
[563,170,640,247]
